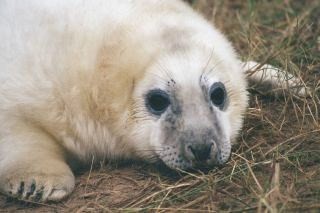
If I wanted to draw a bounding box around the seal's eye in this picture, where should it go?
[146,89,170,115]
[209,82,226,109]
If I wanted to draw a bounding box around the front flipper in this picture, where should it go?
[242,61,310,97]
[0,122,75,202]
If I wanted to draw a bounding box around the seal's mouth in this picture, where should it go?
[156,142,231,170]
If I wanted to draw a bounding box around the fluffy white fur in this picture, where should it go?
[0,0,307,201]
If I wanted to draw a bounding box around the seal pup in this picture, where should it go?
[0,0,307,201]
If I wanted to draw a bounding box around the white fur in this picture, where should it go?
[242,61,310,97]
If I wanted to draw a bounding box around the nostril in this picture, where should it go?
[188,144,212,162]
[211,141,217,153]
[188,145,196,157]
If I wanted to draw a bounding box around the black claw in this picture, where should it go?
[30,181,36,193]
[34,187,44,202]
[17,182,24,196]
[25,181,36,199]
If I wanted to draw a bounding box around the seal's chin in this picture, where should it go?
[158,154,219,171]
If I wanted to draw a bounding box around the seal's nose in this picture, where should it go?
[185,142,217,162]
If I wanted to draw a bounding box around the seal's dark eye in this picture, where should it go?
[146,89,170,115]
[209,82,226,109]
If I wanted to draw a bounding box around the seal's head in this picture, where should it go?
[130,39,248,170]
[100,2,249,170]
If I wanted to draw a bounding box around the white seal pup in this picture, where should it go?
[0,0,307,201]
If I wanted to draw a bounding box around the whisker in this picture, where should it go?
[154,60,175,84]
[201,47,215,77]
[205,59,224,77]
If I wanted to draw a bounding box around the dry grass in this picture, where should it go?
[1,0,319,212]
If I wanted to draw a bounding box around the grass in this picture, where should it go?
[1,0,319,212]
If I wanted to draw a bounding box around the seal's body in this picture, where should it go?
[0,0,305,201]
